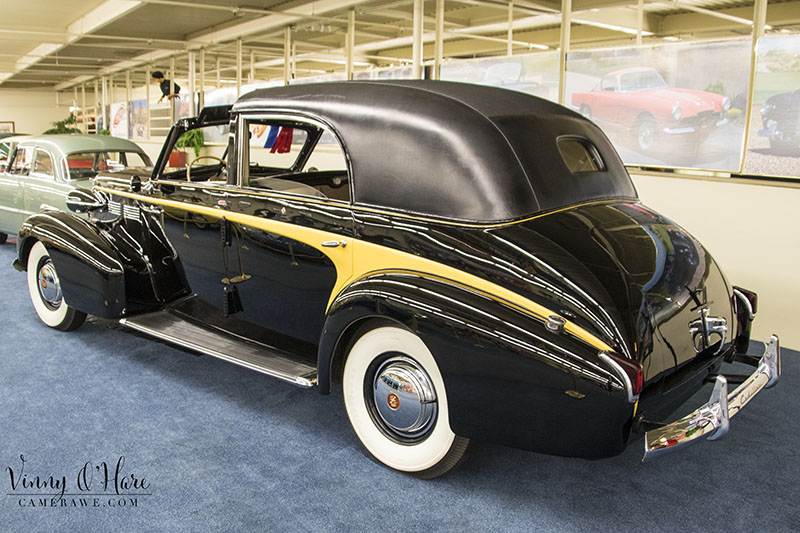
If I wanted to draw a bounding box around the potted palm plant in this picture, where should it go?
[171,129,204,166]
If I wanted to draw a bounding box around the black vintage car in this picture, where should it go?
[759,89,800,154]
[14,81,780,478]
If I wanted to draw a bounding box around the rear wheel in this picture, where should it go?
[26,241,86,331]
[342,325,469,479]
[768,135,798,154]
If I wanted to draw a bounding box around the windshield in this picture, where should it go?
[66,151,152,180]
[619,70,667,92]
[161,124,229,177]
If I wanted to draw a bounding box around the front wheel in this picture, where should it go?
[635,115,659,152]
[342,326,469,479]
[26,241,86,331]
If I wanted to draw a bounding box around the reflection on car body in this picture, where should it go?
[13,81,779,478]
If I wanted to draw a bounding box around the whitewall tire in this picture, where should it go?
[26,241,86,331]
[342,325,469,478]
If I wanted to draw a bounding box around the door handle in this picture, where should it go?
[321,240,347,248]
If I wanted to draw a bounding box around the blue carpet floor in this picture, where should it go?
[0,241,797,532]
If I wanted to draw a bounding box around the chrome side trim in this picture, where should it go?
[643,335,780,461]
[599,352,638,404]
[0,205,34,216]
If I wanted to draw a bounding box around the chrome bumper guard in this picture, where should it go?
[643,335,780,461]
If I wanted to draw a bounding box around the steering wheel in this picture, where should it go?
[186,155,225,182]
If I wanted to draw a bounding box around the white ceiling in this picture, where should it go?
[1,0,799,92]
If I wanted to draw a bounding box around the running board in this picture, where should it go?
[120,311,317,388]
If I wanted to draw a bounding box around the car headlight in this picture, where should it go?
[722,97,731,112]
[672,105,682,121]
[761,103,774,115]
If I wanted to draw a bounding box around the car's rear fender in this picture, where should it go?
[320,271,634,457]
[17,211,126,318]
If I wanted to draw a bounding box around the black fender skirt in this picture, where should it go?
[321,272,635,457]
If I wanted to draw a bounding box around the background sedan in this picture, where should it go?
[0,134,151,244]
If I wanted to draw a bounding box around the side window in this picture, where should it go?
[8,146,34,176]
[32,150,55,177]
[601,76,616,91]
[303,130,348,173]
[241,117,350,202]
[0,142,12,161]
[246,122,308,170]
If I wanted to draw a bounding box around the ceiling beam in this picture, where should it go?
[54,0,369,91]
[185,0,368,44]
[661,3,800,34]
[571,6,657,35]
[8,0,144,85]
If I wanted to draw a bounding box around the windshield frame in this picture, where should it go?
[64,150,152,180]
[618,69,668,92]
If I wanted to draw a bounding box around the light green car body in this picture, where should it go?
[0,134,151,240]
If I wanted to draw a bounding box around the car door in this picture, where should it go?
[223,113,354,345]
[593,75,621,123]
[23,148,72,217]
[0,145,33,235]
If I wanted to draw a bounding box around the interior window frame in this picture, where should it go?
[235,112,352,204]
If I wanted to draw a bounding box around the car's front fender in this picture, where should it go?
[17,211,126,318]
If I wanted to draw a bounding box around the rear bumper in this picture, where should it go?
[643,335,780,461]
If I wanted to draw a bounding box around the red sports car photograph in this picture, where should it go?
[572,67,731,152]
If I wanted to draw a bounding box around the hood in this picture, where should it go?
[638,88,723,113]
[479,201,735,383]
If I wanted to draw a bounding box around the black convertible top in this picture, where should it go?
[234,80,637,222]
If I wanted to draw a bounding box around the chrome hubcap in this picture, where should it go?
[372,356,437,440]
[37,260,62,309]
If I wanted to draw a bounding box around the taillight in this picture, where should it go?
[600,351,643,403]
[734,286,758,317]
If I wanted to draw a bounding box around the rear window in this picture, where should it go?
[557,137,604,173]
[491,115,637,213]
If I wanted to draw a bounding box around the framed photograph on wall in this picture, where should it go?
[0,121,15,133]
[743,34,800,179]
[565,39,750,172]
